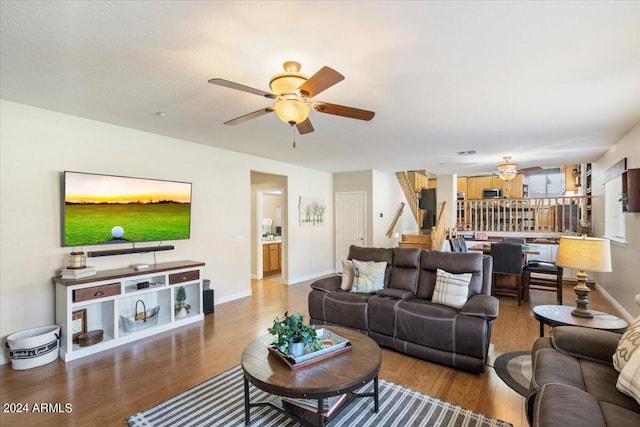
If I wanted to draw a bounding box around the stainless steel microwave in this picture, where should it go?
[482,188,503,199]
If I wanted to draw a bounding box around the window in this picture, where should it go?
[528,169,563,197]
[604,175,626,243]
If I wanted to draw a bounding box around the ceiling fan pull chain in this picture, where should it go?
[291,123,296,148]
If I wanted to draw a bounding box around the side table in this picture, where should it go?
[533,305,628,337]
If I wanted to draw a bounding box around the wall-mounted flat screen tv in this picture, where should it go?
[62,171,192,247]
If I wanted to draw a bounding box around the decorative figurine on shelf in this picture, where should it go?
[175,286,188,319]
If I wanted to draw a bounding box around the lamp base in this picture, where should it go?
[571,277,593,318]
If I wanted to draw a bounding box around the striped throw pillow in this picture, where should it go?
[432,268,472,309]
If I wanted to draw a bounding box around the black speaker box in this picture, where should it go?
[203,289,214,315]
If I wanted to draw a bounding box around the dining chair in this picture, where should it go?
[523,260,563,304]
[490,242,524,305]
[449,238,461,252]
[456,237,468,252]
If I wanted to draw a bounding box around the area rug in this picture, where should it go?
[125,365,512,427]
[493,351,532,397]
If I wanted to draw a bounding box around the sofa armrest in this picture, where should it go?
[309,275,342,293]
[551,326,621,365]
[527,383,606,427]
[377,288,413,300]
[459,294,499,320]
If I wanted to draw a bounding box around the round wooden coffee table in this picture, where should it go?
[533,304,628,337]
[241,325,381,427]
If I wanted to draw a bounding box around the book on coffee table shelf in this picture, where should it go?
[282,393,347,418]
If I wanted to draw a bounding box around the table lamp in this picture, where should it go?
[555,235,611,318]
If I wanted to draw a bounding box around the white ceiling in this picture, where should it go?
[1,1,639,175]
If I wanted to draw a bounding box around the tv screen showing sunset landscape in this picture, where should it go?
[63,171,192,247]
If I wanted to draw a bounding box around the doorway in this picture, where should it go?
[250,171,287,283]
[335,191,366,269]
[259,190,283,282]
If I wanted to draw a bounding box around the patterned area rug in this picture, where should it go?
[125,365,512,427]
[494,351,532,397]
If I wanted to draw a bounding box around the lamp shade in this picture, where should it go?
[498,170,517,181]
[273,98,311,125]
[556,235,612,272]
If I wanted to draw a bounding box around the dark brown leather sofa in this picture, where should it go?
[526,326,640,427]
[308,245,497,373]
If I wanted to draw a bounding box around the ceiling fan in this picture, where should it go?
[495,156,543,181]
[208,61,375,135]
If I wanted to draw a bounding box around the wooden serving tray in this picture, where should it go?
[268,342,352,370]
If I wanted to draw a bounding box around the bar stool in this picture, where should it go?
[523,260,563,304]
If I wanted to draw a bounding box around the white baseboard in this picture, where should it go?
[214,290,252,305]
[283,269,336,286]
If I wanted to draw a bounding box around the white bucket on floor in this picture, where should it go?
[6,325,60,370]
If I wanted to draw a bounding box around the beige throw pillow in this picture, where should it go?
[351,260,386,294]
[613,315,640,372]
[616,343,640,405]
[432,268,473,309]
[340,260,354,291]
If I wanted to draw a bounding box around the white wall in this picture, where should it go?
[334,169,418,249]
[0,100,334,365]
[592,121,640,319]
[372,170,418,247]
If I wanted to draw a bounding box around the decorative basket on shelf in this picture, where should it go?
[120,300,160,332]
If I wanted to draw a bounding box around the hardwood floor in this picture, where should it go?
[0,278,623,427]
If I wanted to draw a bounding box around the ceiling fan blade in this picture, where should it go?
[224,107,274,125]
[312,101,375,121]
[297,67,344,98]
[208,78,276,99]
[296,118,314,135]
[519,166,544,175]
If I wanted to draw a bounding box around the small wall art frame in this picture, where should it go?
[298,196,326,226]
[71,308,87,344]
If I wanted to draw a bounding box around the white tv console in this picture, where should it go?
[53,260,204,362]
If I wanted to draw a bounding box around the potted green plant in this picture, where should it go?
[175,286,187,319]
[619,192,629,211]
[268,311,322,357]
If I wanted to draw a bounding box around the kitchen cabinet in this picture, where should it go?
[457,177,468,195]
[503,174,524,198]
[467,177,485,200]
[263,242,281,273]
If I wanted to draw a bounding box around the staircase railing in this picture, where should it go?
[386,202,405,238]
[456,196,591,234]
[395,172,420,226]
[430,201,447,251]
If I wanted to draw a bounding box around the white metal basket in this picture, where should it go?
[120,300,160,332]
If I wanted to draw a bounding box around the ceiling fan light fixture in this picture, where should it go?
[269,62,308,95]
[498,170,517,181]
[497,156,518,181]
[273,97,311,125]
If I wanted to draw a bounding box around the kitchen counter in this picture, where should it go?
[261,238,282,245]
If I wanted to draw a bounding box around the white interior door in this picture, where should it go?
[335,191,366,269]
